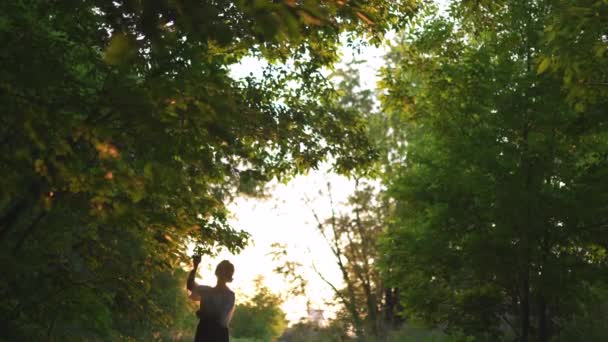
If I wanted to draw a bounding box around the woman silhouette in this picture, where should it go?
[187,256,236,342]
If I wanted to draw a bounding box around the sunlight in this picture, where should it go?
[192,166,357,324]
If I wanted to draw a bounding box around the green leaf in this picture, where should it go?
[537,57,551,74]
[103,33,136,65]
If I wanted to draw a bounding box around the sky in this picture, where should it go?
[191,0,451,325]
[194,169,359,323]
[194,40,387,323]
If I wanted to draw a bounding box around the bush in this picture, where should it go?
[230,280,287,341]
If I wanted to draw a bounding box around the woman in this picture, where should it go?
[187,256,236,342]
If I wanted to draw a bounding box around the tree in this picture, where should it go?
[230,277,287,342]
[379,1,608,341]
[0,0,420,339]
[301,61,404,338]
[268,242,309,298]
[310,181,398,338]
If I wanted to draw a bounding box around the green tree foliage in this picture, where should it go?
[279,320,350,342]
[0,0,420,339]
[230,278,287,342]
[555,282,608,342]
[379,1,608,341]
[279,320,472,342]
[116,269,199,341]
[540,0,608,106]
[332,60,408,179]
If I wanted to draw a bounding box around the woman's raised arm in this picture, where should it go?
[186,255,201,291]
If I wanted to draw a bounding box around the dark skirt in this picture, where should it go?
[194,315,229,342]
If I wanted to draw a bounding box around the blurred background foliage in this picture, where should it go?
[2,0,608,341]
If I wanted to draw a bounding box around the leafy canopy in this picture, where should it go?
[0,0,419,339]
[378,0,608,339]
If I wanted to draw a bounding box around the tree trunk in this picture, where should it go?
[0,197,31,240]
[365,290,378,336]
[384,287,395,325]
[12,211,47,254]
[520,271,530,342]
[384,287,404,327]
[538,294,548,342]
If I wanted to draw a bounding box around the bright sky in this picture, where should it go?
[196,48,386,324]
[192,0,450,325]
[195,169,358,323]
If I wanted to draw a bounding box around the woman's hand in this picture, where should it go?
[192,255,201,267]
[187,255,201,291]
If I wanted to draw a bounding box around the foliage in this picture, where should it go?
[0,0,420,339]
[268,242,309,298]
[555,282,608,342]
[300,61,405,339]
[378,1,608,341]
[279,320,473,342]
[383,323,473,342]
[539,0,608,106]
[230,278,287,342]
[311,182,398,338]
[332,60,408,180]
[278,320,350,342]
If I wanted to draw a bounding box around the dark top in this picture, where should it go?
[191,285,235,342]
[191,285,235,327]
